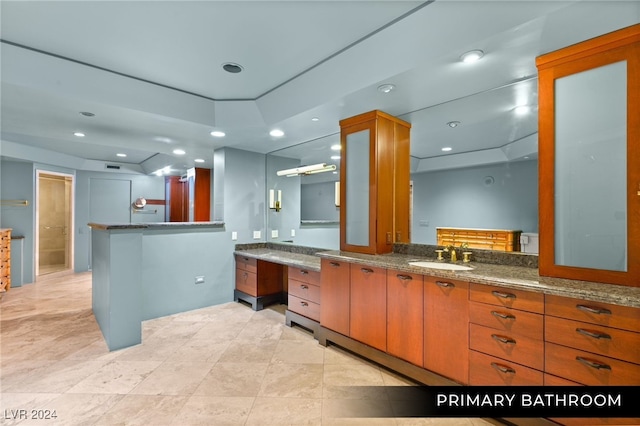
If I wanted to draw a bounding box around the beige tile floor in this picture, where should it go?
[1,272,498,426]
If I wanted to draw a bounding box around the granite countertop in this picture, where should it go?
[234,248,321,271]
[317,250,640,309]
[88,221,225,230]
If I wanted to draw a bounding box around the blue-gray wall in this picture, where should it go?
[411,160,538,245]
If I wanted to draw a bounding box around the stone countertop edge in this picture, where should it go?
[234,248,321,272]
[316,250,640,309]
[88,222,225,230]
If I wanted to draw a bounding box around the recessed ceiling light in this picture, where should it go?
[311,117,320,122]
[447,121,461,128]
[331,155,341,160]
[222,62,243,73]
[460,50,484,63]
[331,144,341,151]
[441,147,453,152]
[514,105,531,115]
[377,84,395,93]
[194,158,205,163]
[80,111,95,117]
[173,149,186,155]
[270,129,284,137]
[73,132,85,137]
[116,153,127,157]
[210,130,225,137]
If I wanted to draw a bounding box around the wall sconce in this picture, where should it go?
[269,189,282,212]
[335,182,340,207]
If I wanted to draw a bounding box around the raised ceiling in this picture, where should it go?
[1,1,638,175]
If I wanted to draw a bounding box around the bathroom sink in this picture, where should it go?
[408,261,473,271]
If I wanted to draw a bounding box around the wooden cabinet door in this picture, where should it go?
[320,258,350,336]
[387,270,423,366]
[424,276,469,384]
[350,264,387,351]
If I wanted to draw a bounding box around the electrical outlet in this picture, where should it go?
[253,231,261,239]
[195,276,205,285]
[291,229,296,237]
[271,229,279,238]
[231,231,238,240]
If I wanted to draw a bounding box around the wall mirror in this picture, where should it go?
[266,77,539,253]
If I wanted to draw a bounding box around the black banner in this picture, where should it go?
[331,386,640,418]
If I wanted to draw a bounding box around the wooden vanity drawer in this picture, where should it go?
[235,255,257,274]
[468,350,543,386]
[235,268,257,296]
[288,279,321,304]
[288,267,321,287]
[545,316,640,364]
[469,301,543,340]
[545,342,640,385]
[545,295,640,332]
[469,323,543,370]
[288,294,320,321]
[470,283,544,314]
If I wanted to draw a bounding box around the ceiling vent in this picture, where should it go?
[105,164,121,170]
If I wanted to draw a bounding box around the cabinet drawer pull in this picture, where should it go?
[300,301,308,307]
[576,356,611,370]
[300,270,309,275]
[329,261,340,267]
[491,362,515,374]
[436,281,454,288]
[576,304,612,315]
[242,257,249,261]
[491,290,516,299]
[576,328,611,340]
[300,284,309,290]
[491,310,516,320]
[491,334,516,345]
[396,274,413,281]
[361,267,374,274]
[243,272,248,279]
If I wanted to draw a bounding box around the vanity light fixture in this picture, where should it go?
[270,129,285,137]
[173,149,186,155]
[276,163,337,177]
[377,84,395,93]
[269,189,282,212]
[447,121,461,128]
[210,130,225,137]
[460,49,484,63]
[73,132,85,137]
[441,147,453,152]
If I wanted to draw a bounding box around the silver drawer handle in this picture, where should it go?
[300,284,309,290]
[576,328,611,340]
[492,290,516,299]
[300,301,308,307]
[436,281,454,288]
[396,274,413,281]
[361,268,373,274]
[491,362,515,374]
[576,356,611,370]
[491,334,516,345]
[329,262,340,267]
[300,270,309,275]
[491,310,516,320]
[576,304,612,315]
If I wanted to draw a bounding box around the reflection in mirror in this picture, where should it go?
[266,78,540,253]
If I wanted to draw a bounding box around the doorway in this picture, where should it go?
[36,171,74,277]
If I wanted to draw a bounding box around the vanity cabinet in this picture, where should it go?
[387,269,423,366]
[339,110,411,255]
[319,258,350,336]
[287,266,321,322]
[544,294,640,385]
[350,264,387,352]
[537,23,640,286]
[423,276,469,384]
[234,254,284,311]
[0,228,11,293]
[468,283,544,385]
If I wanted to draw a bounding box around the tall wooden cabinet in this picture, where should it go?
[339,110,411,255]
[536,24,640,286]
[349,264,387,352]
[319,258,350,336]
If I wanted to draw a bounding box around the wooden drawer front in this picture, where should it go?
[468,350,543,386]
[288,279,320,304]
[288,294,320,321]
[545,342,640,386]
[545,316,640,364]
[235,255,257,274]
[469,323,543,370]
[546,294,640,332]
[235,268,257,297]
[469,283,543,314]
[288,267,320,287]
[469,301,543,340]
[544,373,581,386]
